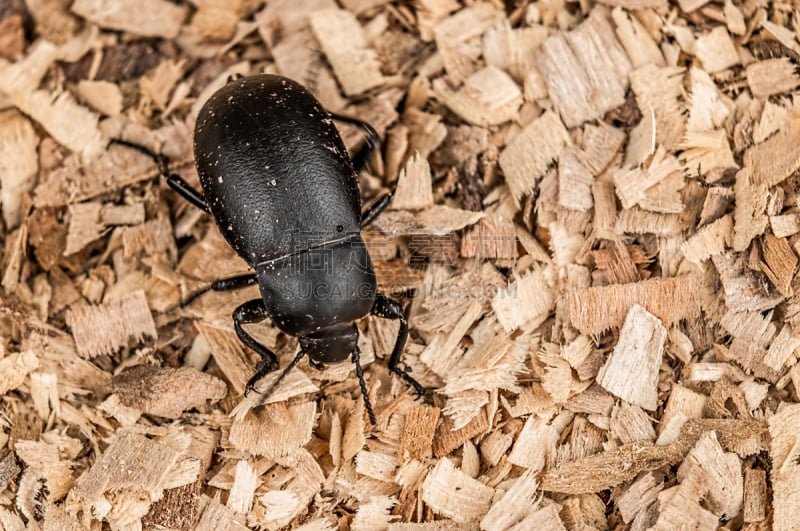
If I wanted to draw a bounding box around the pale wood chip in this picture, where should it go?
[101,203,145,226]
[355,451,398,482]
[122,216,177,260]
[400,406,439,461]
[64,201,105,255]
[374,205,484,235]
[432,66,522,126]
[508,414,560,471]
[764,325,800,374]
[404,108,448,160]
[483,22,548,81]
[112,365,226,419]
[480,470,539,531]
[712,252,782,313]
[498,111,571,204]
[597,305,665,411]
[629,65,686,150]
[745,116,800,188]
[568,274,700,335]
[309,8,384,96]
[746,58,800,98]
[420,457,493,523]
[770,213,800,238]
[74,431,180,508]
[732,167,768,252]
[694,26,739,73]
[686,67,731,132]
[140,59,185,111]
[433,3,504,84]
[433,409,489,457]
[391,152,434,210]
[760,234,797,297]
[492,267,555,333]
[66,290,156,358]
[676,431,743,519]
[75,80,122,116]
[195,322,253,395]
[558,147,595,212]
[680,214,732,269]
[540,441,682,494]
[0,110,38,229]
[769,404,800,530]
[613,146,682,211]
[460,215,517,259]
[71,0,187,38]
[229,401,316,459]
[610,7,664,68]
[196,497,249,531]
[616,472,661,523]
[681,129,737,182]
[651,477,718,530]
[743,468,767,523]
[352,496,399,530]
[610,402,656,444]
[0,351,39,395]
[534,7,631,127]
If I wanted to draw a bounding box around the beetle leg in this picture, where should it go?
[182,273,258,306]
[165,174,211,214]
[233,299,279,395]
[255,349,307,400]
[360,192,392,228]
[109,138,211,213]
[329,112,379,174]
[351,346,377,425]
[370,294,425,396]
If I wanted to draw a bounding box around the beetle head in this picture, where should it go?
[299,323,359,367]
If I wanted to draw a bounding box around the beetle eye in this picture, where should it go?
[336,225,343,232]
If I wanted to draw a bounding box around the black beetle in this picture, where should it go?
[113,74,423,424]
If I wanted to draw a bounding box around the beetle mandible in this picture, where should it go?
[114,74,423,424]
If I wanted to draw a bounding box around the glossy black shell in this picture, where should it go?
[194,74,361,263]
[193,74,377,336]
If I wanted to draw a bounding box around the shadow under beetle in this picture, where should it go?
[114,74,424,424]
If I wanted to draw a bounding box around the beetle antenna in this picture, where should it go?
[257,350,306,400]
[352,347,377,425]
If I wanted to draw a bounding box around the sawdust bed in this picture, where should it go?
[0,0,798,528]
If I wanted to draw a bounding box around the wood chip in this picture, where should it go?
[391,152,434,210]
[694,26,739,73]
[769,404,800,530]
[228,402,316,459]
[746,58,800,98]
[420,458,493,523]
[596,305,665,411]
[0,110,38,229]
[498,111,571,204]
[492,267,555,333]
[112,365,227,419]
[65,290,157,358]
[400,406,439,461]
[71,0,188,38]
[743,468,767,523]
[432,66,522,127]
[568,275,700,335]
[309,8,384,96]
[75,80,123,116]
[534,7,631,127]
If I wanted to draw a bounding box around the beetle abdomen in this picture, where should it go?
[193,74,362,265]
